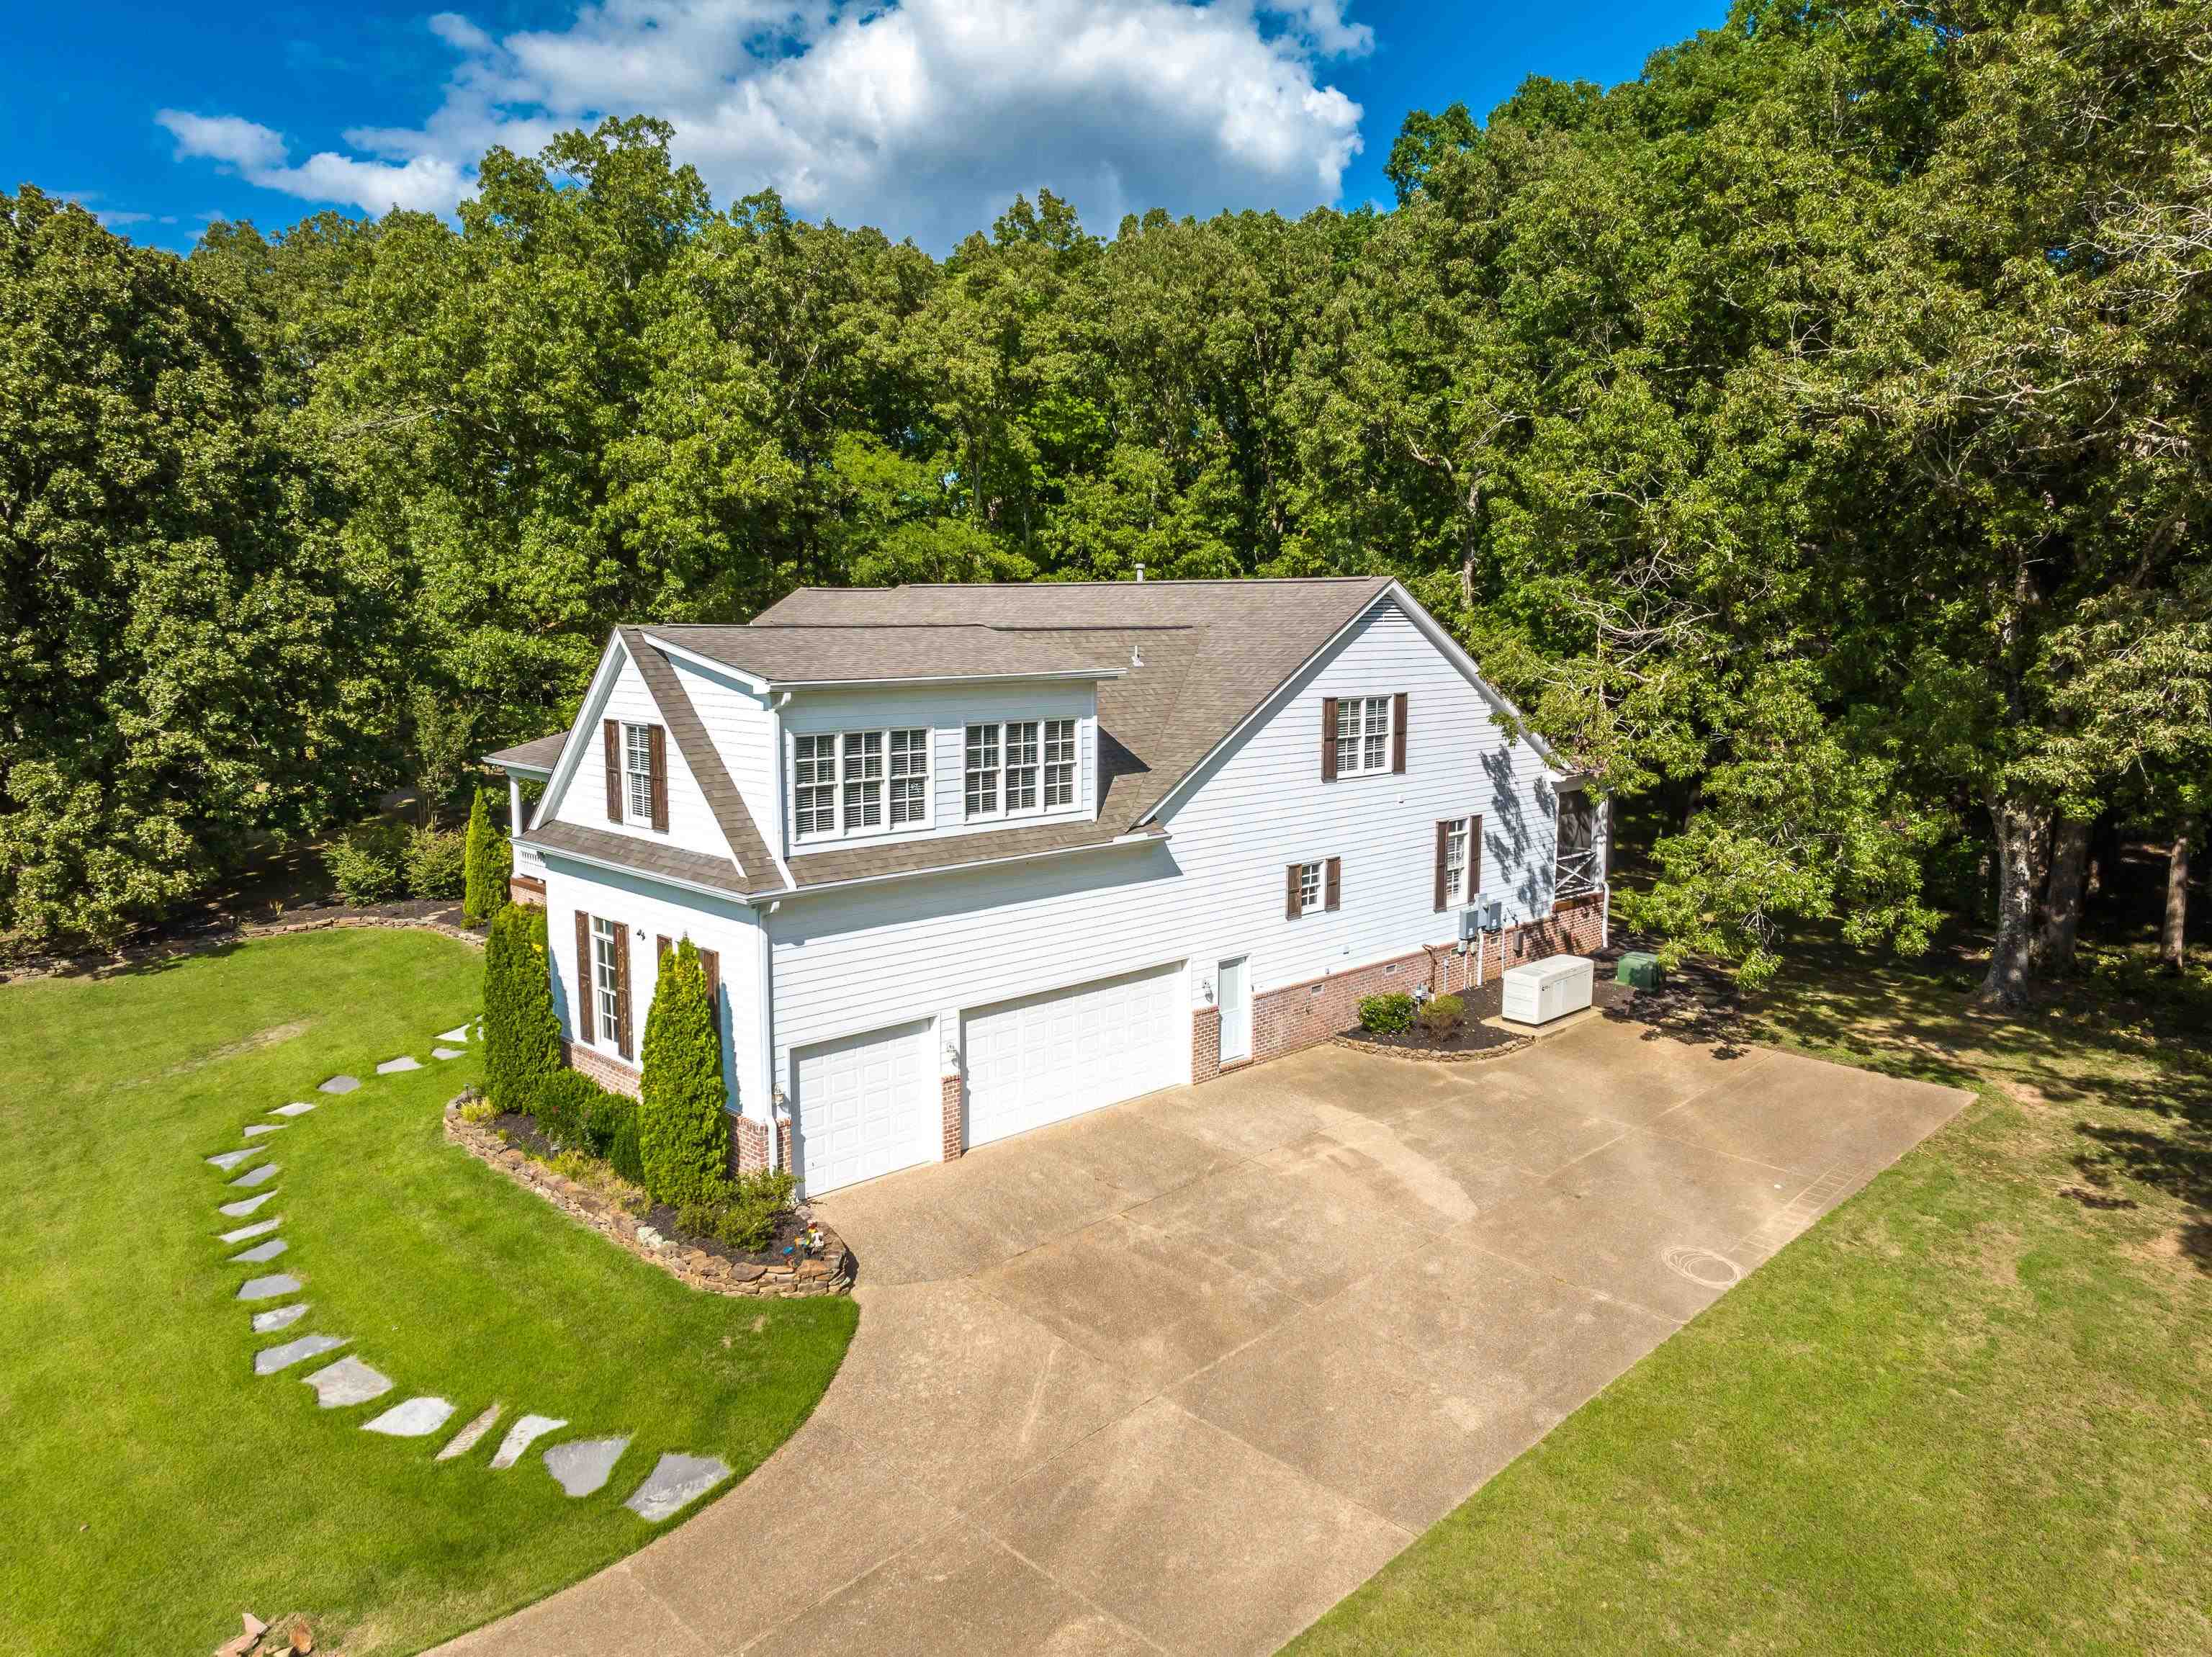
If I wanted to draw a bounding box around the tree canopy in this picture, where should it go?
[4,1,2206,998]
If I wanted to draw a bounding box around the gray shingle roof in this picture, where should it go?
[646,624,1128,685]
[520,819,752,897]
[483,732,567,774]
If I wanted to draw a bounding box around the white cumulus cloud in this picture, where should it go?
[156,0,1370,244]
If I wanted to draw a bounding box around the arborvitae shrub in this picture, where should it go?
[462,786,509,923]
[482,903,561,1113]
[637,936,731,1208]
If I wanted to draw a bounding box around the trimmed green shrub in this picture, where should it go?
[325,820,408,905]
[482,904,562,1113]
[672,1169,796,1254]
[405,825,468,900]
[1357,992,1417,1035]
[638,937,730,1208]
[1418,993,1466,1037]
[534,1068,613,1146]
[605,1108,645,1186]
[462,786,510,924]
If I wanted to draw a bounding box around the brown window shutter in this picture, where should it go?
[1391,692,1408,773]
[1470,812,1484,899]
[1325,856,1341,912]
[698,948,721,1016]
[602,719,621,822]
[656,935,670,964]
[649,724,669,832]
[1320,697,1339,783]
[575,910,594,1040]
[613,927,634,1061]
[1286,863,1302,920]
[1434,821,1450,912]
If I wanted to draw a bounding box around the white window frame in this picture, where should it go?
[590,915,621,1048]
[791,727,928,843]
[1334,695,1393,778]
[963,718,1083,823]
[1443,817,1473,907]
[1294,859,1324,917]
[621,722,655,826]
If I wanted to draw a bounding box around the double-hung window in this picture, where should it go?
[964,718,1081,820]
[591,917,621,1045]
[1444,817,1471,905]
[1334,696,1392,777]
[793,729,925,840]
[622,723,655,824]
[1297,861,1323,915]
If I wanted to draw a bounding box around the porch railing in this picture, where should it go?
[1555,845,1603,899]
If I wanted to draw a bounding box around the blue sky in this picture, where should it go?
[8,1,1728,254]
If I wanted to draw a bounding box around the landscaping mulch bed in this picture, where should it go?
[1336,1019,1532,1061]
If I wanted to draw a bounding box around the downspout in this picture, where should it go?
[757,902,779,1173]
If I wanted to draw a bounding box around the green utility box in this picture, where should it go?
[1616,951,1663,990]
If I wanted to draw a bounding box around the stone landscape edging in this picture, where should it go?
[444,1102,855,1298]
[1331,1029,1534,1064]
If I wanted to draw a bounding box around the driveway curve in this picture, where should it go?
[436,1013,1969,1656]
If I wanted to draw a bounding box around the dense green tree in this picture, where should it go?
[637,938,730,1208]
[482,902,560,1111]
[462,786,508,925]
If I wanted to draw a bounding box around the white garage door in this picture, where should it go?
[791,1019,936,1197]
[963,962,1184,1148]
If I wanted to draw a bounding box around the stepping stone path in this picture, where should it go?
[270,1101,317,1117]
[438,1024,474,1043]
[252,1303,309,1333]
[256,1334,346,1375]
[364,1397,456,1438]
[376,1056,422,1074]
[228,1162,279,1189]
[438,1404,503,1461]
[230,1238,288,1265]
[302,1356,392,1408]
[238,1273,302,1301]
[207,1147,261,1171]
[490,1414,568,1470]
[433,1048,464,1060]
[219,1191,277,1218]
[624,1453,732,1522]
[242,1123,284,1138]
[545,1436,629,1498]
[219,1217,282,1245]
[317,1074,360,1095]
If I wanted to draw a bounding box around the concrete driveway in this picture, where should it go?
[439,1013,1970,1657]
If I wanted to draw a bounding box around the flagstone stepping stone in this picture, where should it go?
[254,1334,346,1375]
[364,1396,456,1438]
[489,1414,567,1470]
[228,1162,279,1188]
[317,1074,360,1095]
[438,1024,473,1043]
[375,1056,422,1074]
[242,1123,284,1138]
[207,1147,261,1171]
[624,1453,731,1522]
[437,1404,503,1462]
[302,1356,391,1409]
[544,1436,629,1498]
[219,1190,277,1218]
[238,1272,302,1301]
[230,1239,288,1265]
[251,1303,308,1333]
[271,1102,317,1117]
[433,1047,464,1060]
[218,1217,281,1245]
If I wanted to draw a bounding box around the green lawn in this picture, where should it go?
[1290,935,2211,1656]
[0,928,857,1656]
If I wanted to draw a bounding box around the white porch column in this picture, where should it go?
[507,774,525,838]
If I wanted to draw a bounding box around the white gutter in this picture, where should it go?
[760,830,1166,902]
[767,668,1123,691]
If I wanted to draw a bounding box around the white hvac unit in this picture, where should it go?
[1501,953,1594,1025]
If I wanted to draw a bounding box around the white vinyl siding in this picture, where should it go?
[546,647,733,861]
[769,596,1563,1091]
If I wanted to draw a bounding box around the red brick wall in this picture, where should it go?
[562,1039,641,1099]
[1192,1005,1222,1084]
[730,1114,770,1177]
[940,1073,965,1161]
[508,874,547,907]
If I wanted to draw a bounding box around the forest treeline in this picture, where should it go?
[4,0,2208,999]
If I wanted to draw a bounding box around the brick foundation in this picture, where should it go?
[730,1114,770,1177]
[1191,1005,1221,1085]
[776,1117,793,1175]
[1245,908,1609,1069]
[562,1038,642,1100]
[508,874,547,907]
[940,1073,965,1161]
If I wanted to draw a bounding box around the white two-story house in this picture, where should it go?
[484,578,1607,1197]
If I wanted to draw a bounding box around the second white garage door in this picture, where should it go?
[962,961,1184,1148]
[791,1018,936,1197]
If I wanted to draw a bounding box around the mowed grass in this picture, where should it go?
[1290,935,2211,1656]
[0,929,857,1656]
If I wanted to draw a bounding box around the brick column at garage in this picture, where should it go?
[940,1073,965,1160]
[1192,1004,1221,1085]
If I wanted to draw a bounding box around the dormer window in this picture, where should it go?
[623,724,655,823]
[794,728,928,840]
[965,718,1080,822]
